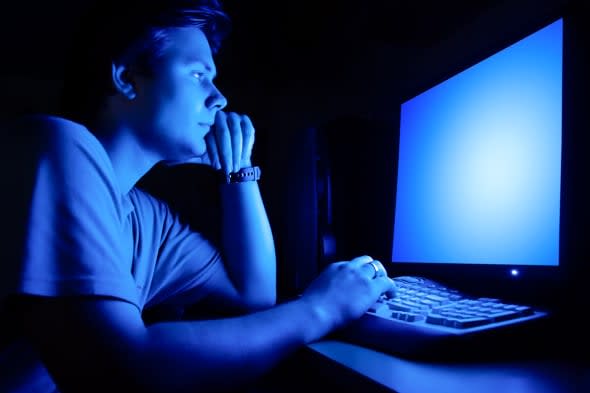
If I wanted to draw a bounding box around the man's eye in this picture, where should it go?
[192,72,204,80]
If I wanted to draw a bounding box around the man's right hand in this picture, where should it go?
[299,255,396,334]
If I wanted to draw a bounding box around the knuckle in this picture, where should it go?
[228,116,242,136]
[216,111,227,122]
[342,263,358,275]
[332,261,347,272]
[227,112,240,124]
[244,126,255,138]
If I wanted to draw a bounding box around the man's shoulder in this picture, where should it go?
[1,113,113,192]
[3,113,88,134]
[2,114,92,150]
[5,114,106,160]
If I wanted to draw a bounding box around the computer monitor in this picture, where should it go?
[294,5,589,313]
[387,16,574,308]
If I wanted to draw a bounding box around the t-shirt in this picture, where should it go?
[0,114,223,390]
[1,113,223,310]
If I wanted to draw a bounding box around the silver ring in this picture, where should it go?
[366,261,380,279]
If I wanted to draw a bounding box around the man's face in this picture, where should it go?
[130,27,227,162]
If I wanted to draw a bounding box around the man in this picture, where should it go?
[0,1,395,392]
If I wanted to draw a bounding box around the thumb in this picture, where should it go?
[169,153,211,166]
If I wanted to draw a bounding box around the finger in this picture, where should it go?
[205,131,221,170]
[227,112,242,172]
[328,261,349,270]
[361,261,388,281]
[214,111,233,174]
[359,261,376,280]
[180,155,209,166]
[374,276,398,299]
[360,259,389,281]
[349,255,374,269]
[240,114,255,168]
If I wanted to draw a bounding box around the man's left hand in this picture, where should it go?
[203,111,255,173]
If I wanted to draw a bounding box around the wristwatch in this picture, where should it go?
[223,166,261,184]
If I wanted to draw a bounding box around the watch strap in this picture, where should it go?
[224,166,261,184]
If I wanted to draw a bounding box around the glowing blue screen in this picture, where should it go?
[392,19,562,266]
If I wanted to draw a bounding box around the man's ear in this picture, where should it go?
[111,62,137,100]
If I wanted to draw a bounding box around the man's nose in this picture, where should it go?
[208,86,227,110]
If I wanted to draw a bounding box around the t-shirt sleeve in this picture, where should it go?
[1,115,140,308]
[127,188,223,309]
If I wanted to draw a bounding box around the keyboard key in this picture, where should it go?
[425,294,449,302]
[368,302,391,317]
[391,312,425,322]
[425,314,446,325]
[387,303,414,312]
[487,310,520,322]
[452,316,491,329]
[515,306,534,316]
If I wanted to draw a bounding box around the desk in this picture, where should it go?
[299,340,590,393]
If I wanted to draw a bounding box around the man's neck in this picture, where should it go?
[92,121,161,195]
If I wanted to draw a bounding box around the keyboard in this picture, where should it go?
[335,275,549,359]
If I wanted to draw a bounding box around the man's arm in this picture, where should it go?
[203,111,276,310]
[19,296,320,393]
[19,256,395,393]
[219,179,276,309]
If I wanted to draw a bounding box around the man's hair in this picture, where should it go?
[59,0,231,124]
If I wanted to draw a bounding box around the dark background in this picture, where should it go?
[1,0,587,301]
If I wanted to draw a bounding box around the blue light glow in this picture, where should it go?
[392,19,562,266]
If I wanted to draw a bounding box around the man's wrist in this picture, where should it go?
[295,296,334,343]
[221,166,261,184]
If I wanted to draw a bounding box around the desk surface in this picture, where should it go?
[305,340,590,393]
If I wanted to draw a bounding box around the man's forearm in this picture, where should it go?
[22,294,332,393]
[141,297,327,393]
[220,179,276,308]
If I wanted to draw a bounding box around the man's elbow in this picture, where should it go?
[244,254,277,311]
[241,291,276,312]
